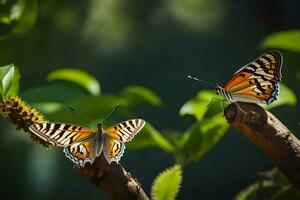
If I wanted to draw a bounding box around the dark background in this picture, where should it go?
[0,0,299,199]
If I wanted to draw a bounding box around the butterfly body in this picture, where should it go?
[29,119,145,167]
[215,51,283,104]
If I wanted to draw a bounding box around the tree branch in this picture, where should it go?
[80,155,150,200]
[224,102,300,190]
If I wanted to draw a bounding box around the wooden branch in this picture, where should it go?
[80,155,150,200]
[224,102,300,190]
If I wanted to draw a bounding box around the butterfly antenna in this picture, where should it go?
[100,104,120,123]
[67,106,95,122]
[187,75,216,87]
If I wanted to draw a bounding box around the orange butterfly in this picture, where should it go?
[190,51,283,104]
[29,119,145,167]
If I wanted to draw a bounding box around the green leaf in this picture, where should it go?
[126,125,157,150]
[262,30,300,53]
[127,123,175,153]
[0,0,38,39]
[47,68,100,96]
[179,114,229,164]
[13,0,37,35]
[151,165,182,200]
[180,90,222,120]
[120,85,161,106]
[264,83,297,110]
[0,64,19,96]
[30,102,64,115]
[233,168,300,200]
[6,66,20,96]
[21,82,91,104]
[1,65,14,95]
[45,95,127,125]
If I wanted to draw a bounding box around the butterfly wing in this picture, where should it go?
[63,137,97,167]
[29,123,95,147]
[222,51,282,104]
[102,138,125,164]
[104,119,145,142]
[102,119,145,164]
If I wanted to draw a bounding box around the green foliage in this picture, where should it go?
[264,83,297,110]
[234,168,300,200]
[0,64,14,96]
[180,90,218,120]
[0,64,20,97]
[46,95,126,125]
[47,68,101,96]
[21,82,90,104]
[178,90,229,164]
[128,123,175,153]
[1,64,298,200]
[262,30,300,53]
[0,0,37,39]
[179,114,229,164]
[6,66,20,96]
[151,165,182,200]
[120,85,161,106]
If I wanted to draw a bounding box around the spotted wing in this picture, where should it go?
[222,51,282,104]
[103,138,125,164]
[29,123,95,147]
[104,119,145,142]
[63,138,97,167]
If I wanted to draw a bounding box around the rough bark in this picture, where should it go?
[224,102,300,190]
[80,155,150,200]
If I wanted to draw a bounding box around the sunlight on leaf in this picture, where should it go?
[6,66,20,96]
[128,123,175,153]
[146,123,175,153]
[126,125,157,150]
[139,123,175,153]
[262,30,300,53]
[264,83,297,110]
[0,64,18,96]
[31,102,64,114]
[151,165,182,200]
[179,114,229,164]
[1,65,14,95]
[120,85,161,106]
[180,90,220,120]
[47,68,101,96]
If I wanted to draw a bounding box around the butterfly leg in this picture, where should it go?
[220,99,230,115]
[207,97,217,108]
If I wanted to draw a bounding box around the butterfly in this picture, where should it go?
[212,51,283,104]
[28,119,145,167]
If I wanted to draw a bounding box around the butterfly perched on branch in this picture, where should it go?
[29,119,145,167]
[189,51,283,105]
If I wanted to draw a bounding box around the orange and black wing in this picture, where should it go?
[63,138,97,167]
[102,119,145,164]
[222,51,282,104]
[29,122,95,147]
[102,139,125,164]
[105,119,145,142]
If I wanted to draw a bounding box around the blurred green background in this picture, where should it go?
[1,0,300,199]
